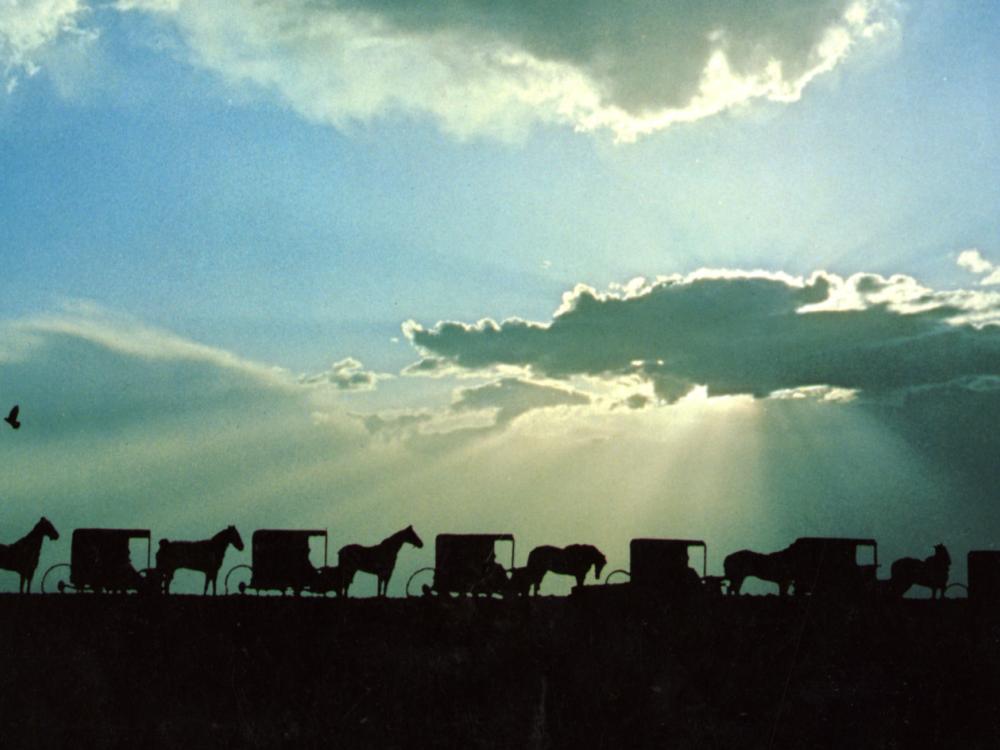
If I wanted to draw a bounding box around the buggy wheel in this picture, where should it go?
[225,564,253,595]
[603,569,630,585]
[944,582,969,598]
[406,567,435,598]
[41,564,71,594]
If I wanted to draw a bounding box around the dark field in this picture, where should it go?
[1,593,998,748]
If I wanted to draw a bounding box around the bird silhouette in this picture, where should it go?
[5,405,20,430]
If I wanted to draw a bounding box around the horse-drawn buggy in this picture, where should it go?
[41,528,159,594]
[406,533,515,597]
[574,538,715,602]
[785,536,879,597]
[224,529,337,596]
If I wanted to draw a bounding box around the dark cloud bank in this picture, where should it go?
[406,272,1000,403]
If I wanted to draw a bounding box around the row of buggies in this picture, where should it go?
[41,528,523,596]
[40,528,340,595]
[38,526,893,600]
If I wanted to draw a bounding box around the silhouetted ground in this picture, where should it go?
[0,593,998,748]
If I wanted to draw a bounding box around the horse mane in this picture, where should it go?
[212,526,233,542]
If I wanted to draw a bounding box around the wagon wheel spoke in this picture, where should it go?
[405,567,435,598]
[41,563,71,594]
[224,564,253,595]
[603,569,630,585]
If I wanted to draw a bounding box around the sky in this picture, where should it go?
[1,0,998,595]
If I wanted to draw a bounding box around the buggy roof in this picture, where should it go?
[436,533,514,543]
[793,536,877,547]
[72,528,151,542]
[252,529,327,541]
[631,538,706,548]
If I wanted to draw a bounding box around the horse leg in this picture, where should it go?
[340,567,353,598]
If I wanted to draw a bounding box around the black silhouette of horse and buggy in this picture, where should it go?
[40,526,245,595]
[223,525,425,597]
[35,524,423,597]
[0,514,988,605]
[224,529,338,596]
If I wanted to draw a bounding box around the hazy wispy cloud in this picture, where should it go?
[0,0,95,93]
[406,269,1000,403]
[452,377,590,427]
[115,0,897,141]
[4,301,293,387]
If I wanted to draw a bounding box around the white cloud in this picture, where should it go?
[0,0,95,92]
[957,248,1000,286]
[116,0,898,141]
[299,357,390,391]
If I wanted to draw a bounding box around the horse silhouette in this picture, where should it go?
[156,526,244,595]
[0,517,58,592]
[525,544,606,595]
[889,544,951,598]
[723,547,796,596]
[338,525,423,597]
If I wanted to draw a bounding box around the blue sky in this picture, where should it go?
[1,0,999,594]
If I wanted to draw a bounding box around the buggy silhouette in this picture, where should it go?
[406,533,515,597]
[41,528,158,594]
[600,538,714,597]
[785,536,879,597]
[966,550,999,603]
[224,529,329,595]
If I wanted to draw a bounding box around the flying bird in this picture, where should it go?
[5,405,20,430]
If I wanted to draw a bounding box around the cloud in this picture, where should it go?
[116,0,897,140]
[300,357,389,391]
[406,269,1000,403]
[0,0,95,93]
[451,377,590,426]
[400,356,461,378]
[957,249,1000,286]
[4,301,293,387]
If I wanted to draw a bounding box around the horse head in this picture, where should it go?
[403,525,424,549]
[227,525,245,552]
[590,547,607,580]
[36,517,59,541]
[934,543,951,565]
